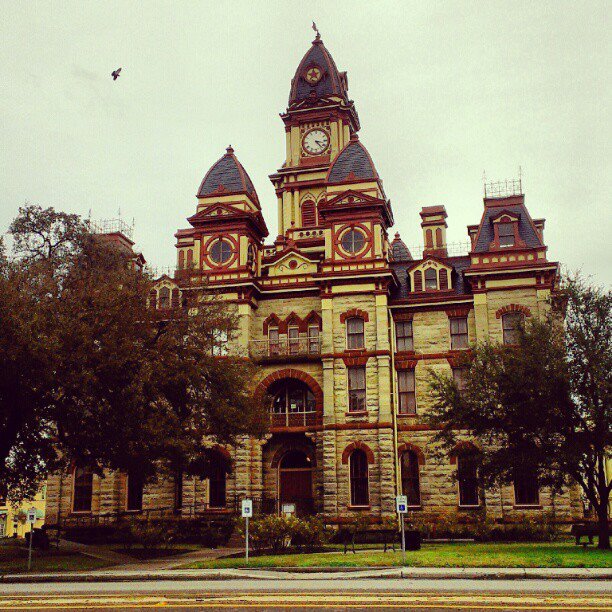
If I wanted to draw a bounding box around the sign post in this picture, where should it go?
[26,507,37,571]
[396,495,408,565]
[241,499,253,565]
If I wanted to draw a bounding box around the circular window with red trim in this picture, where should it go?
[209,238,233,265]
[340,228,366,255]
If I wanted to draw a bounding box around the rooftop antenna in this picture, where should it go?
[482,170,487,197]
[518,165,523,193]
[312,21,320,40]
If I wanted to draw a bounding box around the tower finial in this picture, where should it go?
[312,21,320,40]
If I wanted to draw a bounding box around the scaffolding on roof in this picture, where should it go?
[89,218,134,240]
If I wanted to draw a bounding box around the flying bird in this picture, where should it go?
[111,68,122,81]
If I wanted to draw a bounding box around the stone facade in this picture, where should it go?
[45,33,582,529]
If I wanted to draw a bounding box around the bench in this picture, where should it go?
[336,528,399,554]
[571,523,598,547]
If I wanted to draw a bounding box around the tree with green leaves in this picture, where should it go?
[1,205,267,504]
[428,277,611,549]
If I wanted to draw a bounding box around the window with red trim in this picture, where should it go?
[400,451,421,506]
[348,367,366,412]
[346,317,365,349]
[349,449,369,506]
[397,370,416,415]
[450,317,468,349]
[502,312,524,345]
[498,222,515,247]
[396,321,413,352]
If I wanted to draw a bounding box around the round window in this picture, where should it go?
[341,229,365,254]
[210,238,232,264]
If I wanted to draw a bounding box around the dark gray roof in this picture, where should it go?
[391,256,472,299]
[197,148,259,205]
[289,39,347,105]
[390,234,412,262]
[474,204,542,252]
[328,139,378,184]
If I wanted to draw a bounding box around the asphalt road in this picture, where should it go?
[1,578,611,611]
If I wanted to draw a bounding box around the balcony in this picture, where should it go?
[249,337,321,363]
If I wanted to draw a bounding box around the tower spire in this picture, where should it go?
[312,21,320,41]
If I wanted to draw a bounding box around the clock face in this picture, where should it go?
[302,129,329,155]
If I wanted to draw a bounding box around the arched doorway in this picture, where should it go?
[278,449,314,516]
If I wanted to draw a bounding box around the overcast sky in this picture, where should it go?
[1,1,610,284]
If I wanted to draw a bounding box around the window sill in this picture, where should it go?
[69,511,92,515]
[348,505,371,510]
[397,413,417,418]
[458,504,481,510]
[345,411,368,417]
[513,504,542,510]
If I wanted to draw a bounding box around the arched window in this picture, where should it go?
[350,449,369,506]
[73,466,93,512]
[126,472,144,511]
[425,229,433,248]
[413,270,423,292]
[158,287,170,309]
[424,268,438,290]
[502,312,524,345]
[178,250,185,269]
[435,227,442,247]
[209,453,227,508]
[457,453,479,507]
[186,249,194,269]
[346,317,365,349]
[400,451,421,506]
[271,380,316,415]
[301,200,317,227]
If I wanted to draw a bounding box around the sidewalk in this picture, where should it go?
[2,566,611,583]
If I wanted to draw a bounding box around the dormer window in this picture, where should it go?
[498,222,515,247]
[158,287,170,309]
[424,268,437,290]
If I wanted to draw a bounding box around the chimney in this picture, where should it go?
[420,205,448,258]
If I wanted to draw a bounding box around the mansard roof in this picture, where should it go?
[197,146,259,206]
[289,35,349,106]
[327,136,379,184]
[473,196,543,253]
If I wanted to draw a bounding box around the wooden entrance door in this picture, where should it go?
[278,450,314,516]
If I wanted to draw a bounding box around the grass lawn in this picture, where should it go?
[0,540,112,574]
[184,542,612,570]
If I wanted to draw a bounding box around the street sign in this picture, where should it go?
[281,503,296,516]
[26,508,37,524]
[396,495,408,514]
[241,499,253,518]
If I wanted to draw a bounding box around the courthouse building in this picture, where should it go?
[46,34,581,526]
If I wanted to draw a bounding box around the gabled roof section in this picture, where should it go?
[472,195,543,253]
[289,35,349,106]
[327,135,379,184]
[197,146,260,207]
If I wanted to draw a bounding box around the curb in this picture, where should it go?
[2,567,611,583]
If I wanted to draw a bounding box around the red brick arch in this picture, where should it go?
[397,443,426,465]
[341,441,375,465]
[495,304,532,319]
[340,308,369,323]
[254,368,323,412]
[449,440,481,465]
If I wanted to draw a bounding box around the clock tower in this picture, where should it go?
[270,32,361,236]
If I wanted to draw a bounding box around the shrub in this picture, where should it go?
[241,515,298,554]
[291,516,331,551]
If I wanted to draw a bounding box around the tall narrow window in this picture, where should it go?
[268,326,279,356]
[349,449,369,506]
[288,326,300,355]
[413,270,423,292]
[514,471,540,506]
[209,457,227,508]
[348,367,366,412]
[397,370,416,415]
[301,200,317,227]
[400,451,421,506]
[73,466,93,512]
[211,329,228,356]
[396,321,413,352]
[186,249,194,269]
[498,222,515,247]
[457,454,479,507]
[178,250,185,269]
[158,287,170,309]
[346,317,365,349]
[450,317,469,349]
[453,367,468,393]
[126,472,144,511]
[308,325,320,354]
[424,268,438,290]
[502,312,524,345]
